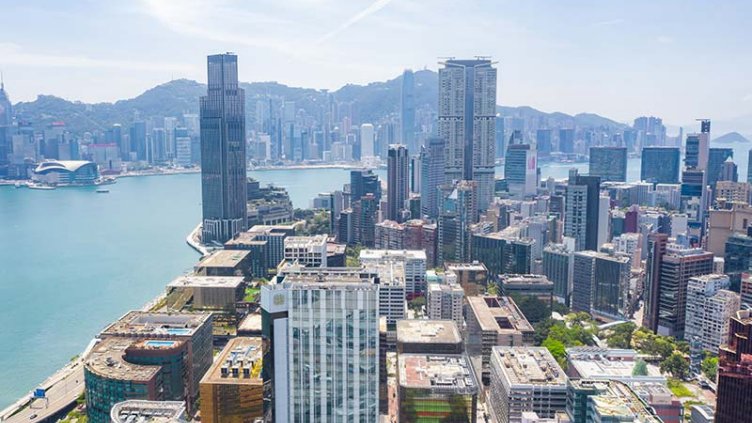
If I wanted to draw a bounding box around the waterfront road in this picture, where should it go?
[2,362,84,423]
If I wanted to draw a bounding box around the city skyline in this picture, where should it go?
[2,1,752,126]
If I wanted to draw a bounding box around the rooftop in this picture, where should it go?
[85,338,184,382]
[110,400,186,423]
[167,275,244,289]
[499,274,554,287]
[363,260,406,286]
[196,250,251,268]
[359,249,427,261]
[491,347,566,386]
[396,320,462,345]
[280,271,376,288]
[237,313,262,333]
[284,234,328,248]
[445,262,488,272]
[567,347,664,382]
[100,311,211,338]
[590,381,663,422]
[466,296,534,334]
[201,337,263,385]
[398,354,478,393]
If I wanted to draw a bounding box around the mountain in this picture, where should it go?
[13,70,623,135]
[712,131,750,144]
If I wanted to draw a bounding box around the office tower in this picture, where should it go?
[438,59,497,211]
[708,147,734,187]
[353,193,378,247]
[419,137,447,218]
[199,337,264,423]
[129,121,147,161]
[400,69,416,152]
[642,233,669,332]
[465,296,534,384]
[84,338,190,423]
[396,320,464,354]
[685,274,740,354]
[410,154,421,193]
[505,143,538,198]
[359,249,427,295]
[572,250,631,320]
[536,129,552,158]
[438,180,477,263]
[398,354,478,422]
[200,53,247,244]
[718,158,738,183]
[98,312,213,412]
[589,147,627,182]
[260,272,379,422]
[597,194,610,249]
[283,235,328,267]
[680,168,707,230]
[543,241,575,305]
[564,169,601,251]
[656,245,714,338]
[427,282,464,325]
[716,310,752,423]
[707,203,752,256]
[685,124,710,171]
[350,169,381,203]
[471,232,533,276]
[360,123,375,158]
[641,147,680,184]
[387,144,410,222]
[633,116,667,146]
[110,400,187,423]
[559,128,575,154]
[488,347,568,423]
[723,233,752,288]
[0,75,12,127]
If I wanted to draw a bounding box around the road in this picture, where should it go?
[2,363,84,423]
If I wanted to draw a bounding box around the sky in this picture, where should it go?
[2,0,752,127]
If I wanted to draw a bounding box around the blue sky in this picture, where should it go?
[1,0,751,126]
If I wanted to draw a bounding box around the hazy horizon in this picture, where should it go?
[2,1,752,127]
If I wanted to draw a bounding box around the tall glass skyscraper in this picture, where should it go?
[200,53,247,244]
[419,138,446,219]
[438,59,497,212]
[564,169,601,251]
[589,146,627,182]
[641,147,680,184]
[387,144,409,222]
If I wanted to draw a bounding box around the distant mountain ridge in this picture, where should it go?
[13,70,627,135]
[712,131,750,144]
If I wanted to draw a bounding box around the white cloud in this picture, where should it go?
[316,0,396,44]
[0,42,193,72]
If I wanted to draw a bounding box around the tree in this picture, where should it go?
[660,351,690,380]
[603,322,637,349]
[408,296,426,313]
[542,338,567,368]
[632,359,648,376]
[701,356,719,381]
[510,293,550,324]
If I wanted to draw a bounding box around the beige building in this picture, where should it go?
[706,203,752,256]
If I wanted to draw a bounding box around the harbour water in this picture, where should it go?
[0,148,748,406]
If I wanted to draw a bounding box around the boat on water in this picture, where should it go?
[27,183,56,190]
[14,182,24,188]
[95,188,110,194]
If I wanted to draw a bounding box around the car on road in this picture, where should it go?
[29,414,37,420]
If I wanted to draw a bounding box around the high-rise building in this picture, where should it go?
[261,272,379,422]
[543,241,575,305]
[685,274,740,354]
[572,250,631,320]
[438,180,477,263]
[724,233,752,289]
[350,169,381,203]
[536,129,552,158]
[283,235,328,267]
[559,128,575,154]
[419,137,447,219]
[398,354,479,423]
[426,282,464,326]
[488,347,568,423]
[359,249,427,295]
[199,337,264,423]
[718,158,738,183]
[465,296,535,384]
[643,233,669,332]
[641,147,680,184]
[589,147,627,182]
[707,147,734,188]
[656,245,714,338]
[716,310,752,423]
[633,116,667,146]
[504,143,538,198]
[387,144,410,222]
[360,123,375,158]
[438,59,497,211]
[200,53,247,244]
[685,122,711,171]
[564,169,601,251]
[748,149,752,183]
[400,69,416,152]
[471,232,533,277]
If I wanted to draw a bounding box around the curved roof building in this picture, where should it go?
[33,160,99,185]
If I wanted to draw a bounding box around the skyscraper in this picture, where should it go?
[589,146,627,182]
[685,274,739,354]
[643,233,668,332]
[0,76,12,168]
[350,169,381,203]
[504,143,538,199]
[564,169,601,251]
[558,128,575,154]
[438,59,497,211]
[707,147,734,188]
[261,272,379,422]
[641,147,680,184]
[572,250,631,320]
[200,53,247,244]
[716,310,752,423]
[360,123,375,158]
[685,120,711,171]
[420,137,446,219]
[387,144,409,222]
[400,69,416,152]
[438,180,477,264]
